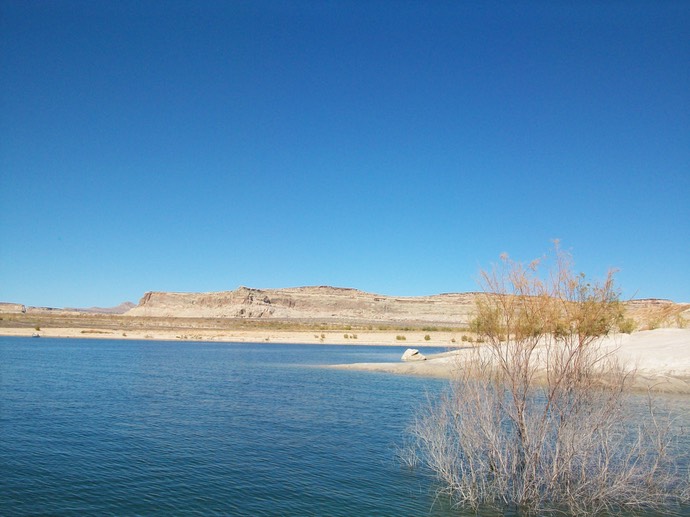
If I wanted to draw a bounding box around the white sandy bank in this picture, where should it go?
[331,328,690,394]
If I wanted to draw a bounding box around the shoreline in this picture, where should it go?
[0,326,463,347]
[2,326,688,394]
[330,329,690,394]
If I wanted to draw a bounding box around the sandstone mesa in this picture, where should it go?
[1,285,689,330]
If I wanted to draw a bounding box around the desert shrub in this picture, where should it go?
[396,335,407,341]
[407,244,687,515]
[424,334,431,341]
[619,317,636,334]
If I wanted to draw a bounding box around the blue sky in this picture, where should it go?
[1,1,688,308]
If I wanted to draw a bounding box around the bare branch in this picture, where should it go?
[408,244,688,515]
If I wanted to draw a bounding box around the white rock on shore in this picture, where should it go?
[402,348,426,361]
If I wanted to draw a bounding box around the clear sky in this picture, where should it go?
[1,0,688,308]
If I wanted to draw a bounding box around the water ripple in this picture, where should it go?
[2,338,687,516]
[1,339,451,516]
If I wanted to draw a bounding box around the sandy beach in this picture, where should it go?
[0,326,464,347]
[330,329,690,394]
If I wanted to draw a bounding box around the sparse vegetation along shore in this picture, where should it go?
[406,245,690,515]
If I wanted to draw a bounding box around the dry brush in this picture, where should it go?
[407,245,688,515]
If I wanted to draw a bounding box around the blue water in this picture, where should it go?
[0,337,454,516]
[2,337,689,516]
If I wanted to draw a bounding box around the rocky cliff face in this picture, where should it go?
[623,299,690,330]
[0,302,26,314]
[125,286,479,326]
[124,286,690,329]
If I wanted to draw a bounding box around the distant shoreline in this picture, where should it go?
[0,326,461,347]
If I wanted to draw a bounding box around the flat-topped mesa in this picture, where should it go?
[124,286,478,325]
[121,287,690,329]
[623,299,690,330]
[0,302,27,314]
[2,288,688,329]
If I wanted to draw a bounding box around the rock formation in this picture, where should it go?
[0,302,26,314]
[121,287,690,329]
[2,287,688,331]
[125,286,479,326]
[401,348,426,361]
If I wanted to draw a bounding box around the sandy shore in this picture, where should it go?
[0,326,463,347]
[331,329,690,394]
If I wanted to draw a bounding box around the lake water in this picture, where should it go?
[1,337,456,516]
[1,337,688,516]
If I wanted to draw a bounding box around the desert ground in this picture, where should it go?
[0,324,462,347]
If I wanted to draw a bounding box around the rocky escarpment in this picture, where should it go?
[0,302,27,314]
[125,286,479,326]
[3,287,688,330]
[124,287,690,330]
[622,299,690,330]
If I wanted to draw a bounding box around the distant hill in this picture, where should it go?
[125,286,479,326]
[68,302,137,315]
[0,301,135,315]
[124,286,690,330]
[0,302,26,314]
[3,287,688,330]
